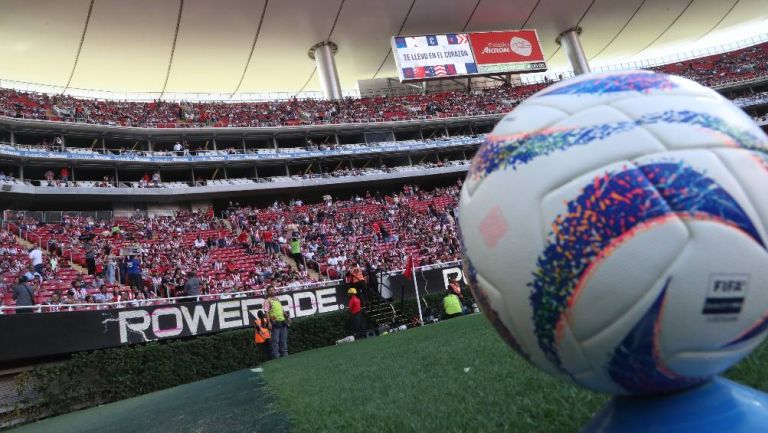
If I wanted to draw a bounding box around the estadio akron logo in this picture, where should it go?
[510,37,532,56]
[468,30,546,74]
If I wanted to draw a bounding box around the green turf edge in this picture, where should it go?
[5,369,292,433]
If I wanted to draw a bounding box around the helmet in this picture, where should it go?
[347,288,357,295]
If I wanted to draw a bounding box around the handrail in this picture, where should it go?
[0,135,483,159]
[0,260,462,313]
[23,161,470,189]
[0,280,340,313]
[0,110,505,130]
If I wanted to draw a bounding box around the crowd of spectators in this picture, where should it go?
[0,181,462,312]
[653,42,768,87]
[0,41,767,129]
[0,85,537,128]
[227,181,461,278]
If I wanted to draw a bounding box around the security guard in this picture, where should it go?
[264,285,289,359]
[443,288,463,320]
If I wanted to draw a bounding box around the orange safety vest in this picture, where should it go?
[350,268,365,283]
[254,318,271,344]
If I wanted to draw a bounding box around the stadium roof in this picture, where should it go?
[0,0,766,98]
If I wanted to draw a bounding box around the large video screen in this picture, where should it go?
[392,29,546,82]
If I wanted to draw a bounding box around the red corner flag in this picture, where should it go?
[403,255,418,280]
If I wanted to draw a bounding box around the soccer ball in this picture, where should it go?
[458,70,768,395]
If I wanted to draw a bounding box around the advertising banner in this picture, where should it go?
[392,33,476,79]
[383,261,469,300]
[467,30,546,74]
[0,284,348,363]
[392,29,547,82]
[0,262,467,363]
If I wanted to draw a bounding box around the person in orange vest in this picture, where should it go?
[253,310,271,360]
[347,262,367,302]
[448,274,462,298]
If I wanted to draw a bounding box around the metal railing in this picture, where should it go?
[0,278,343,314]
[0,135,483,158]
[0,259,463,314]
[22,161,471,190]
[3,210,114,224]
[0,108,505,129]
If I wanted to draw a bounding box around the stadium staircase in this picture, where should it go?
[363,298,409,331]
[13,232,89,276]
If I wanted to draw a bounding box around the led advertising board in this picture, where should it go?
[392,29,546,81]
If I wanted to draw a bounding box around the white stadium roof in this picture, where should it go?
[0,0,766,99]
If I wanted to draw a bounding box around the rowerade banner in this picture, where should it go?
[0,262,462,363]
[0,284,347,364]
[392,29,547,82]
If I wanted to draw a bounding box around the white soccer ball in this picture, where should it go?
[459,70,768,395]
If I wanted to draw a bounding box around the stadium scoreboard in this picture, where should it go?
[392,29,546,82]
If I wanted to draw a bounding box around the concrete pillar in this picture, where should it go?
[18,165,23,181]
[9,130,14,145]
[308,41,342,100]
[556,27,590,75]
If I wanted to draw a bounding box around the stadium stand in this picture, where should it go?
[0,41,766,129]
[652,42,768,87]
[0,85,542,128]
[0,182,461,313]
[1,42,768,311]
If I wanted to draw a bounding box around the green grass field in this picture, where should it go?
[9,313,768,433]
[262,313,768,433]
[263,314,604,433]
